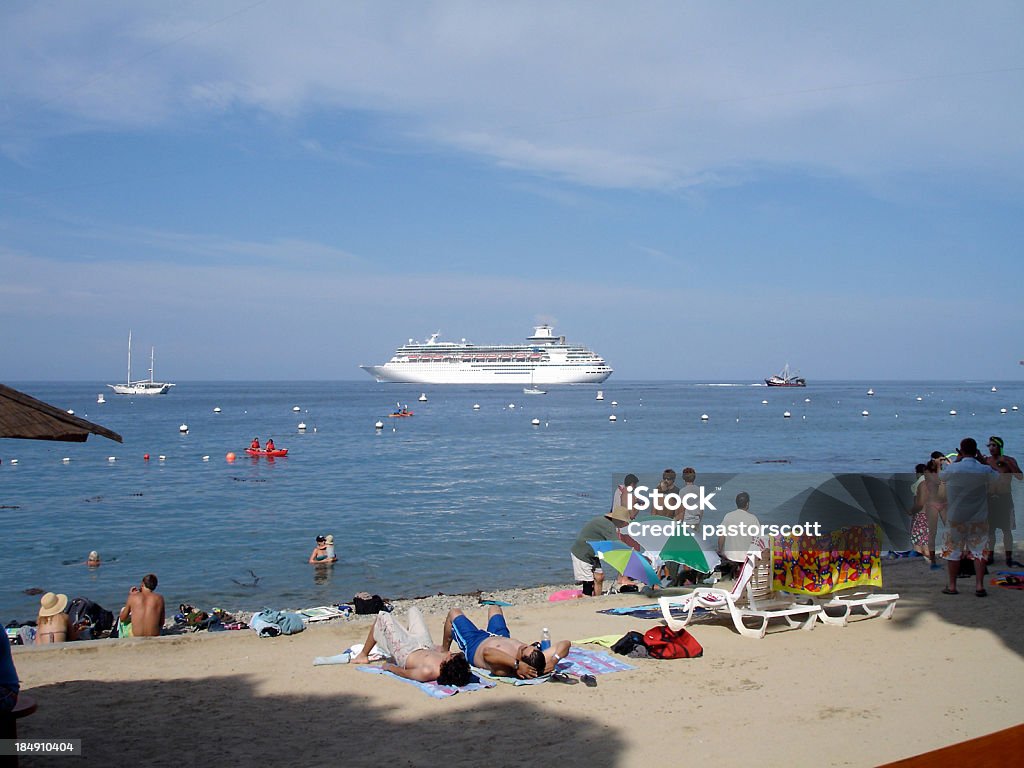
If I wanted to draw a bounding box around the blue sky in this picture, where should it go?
[2,1,1022,380]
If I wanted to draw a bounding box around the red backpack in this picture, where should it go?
[643,626,703,659]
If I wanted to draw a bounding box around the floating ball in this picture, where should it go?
[226,452,236,462]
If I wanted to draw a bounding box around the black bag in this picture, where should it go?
[353,593,387,615]
[611,630,646,655]
[67,596,114,637]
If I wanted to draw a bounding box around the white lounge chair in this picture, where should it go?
[657,546,820,639]
[778,589,899,627]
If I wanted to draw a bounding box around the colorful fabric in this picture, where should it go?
[940,521,991,562]
[772,525,884,595]
[555,647,636,677]
[992,571,1024,590]
[356,666,495,698]
[910,510,929,547]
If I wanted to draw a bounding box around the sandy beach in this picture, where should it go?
[11,558,1024,767]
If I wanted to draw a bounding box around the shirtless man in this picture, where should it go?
[350,607,471,685]
[118,573,165,637]
[442,606,571,680]
[985,436,1023,567]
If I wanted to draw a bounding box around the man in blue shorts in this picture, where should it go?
[442,605,570,680]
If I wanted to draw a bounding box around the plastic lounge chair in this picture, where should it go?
[658,546,820,639]
[779,588,899,627]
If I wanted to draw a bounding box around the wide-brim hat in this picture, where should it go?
[325,534,334,545]
[39,591,68,617]
[606,507,633,525]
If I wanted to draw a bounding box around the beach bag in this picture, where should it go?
[353,593,387,615]
[610,630,646,656]
[67,597,114,637]
[643,626,703,659]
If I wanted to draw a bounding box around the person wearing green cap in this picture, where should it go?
[985,436,1023,567]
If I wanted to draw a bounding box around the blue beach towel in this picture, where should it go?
[598,603,709,620]
[357,666,496,698]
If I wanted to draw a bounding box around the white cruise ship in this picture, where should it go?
[360,326,612,385]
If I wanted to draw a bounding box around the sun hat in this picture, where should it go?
[88,550,100,560]
[325,534,334,545]
[39,592,68,617]
[606,507,633,525]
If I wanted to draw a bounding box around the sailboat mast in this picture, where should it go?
[126,331,133,385]
[150,347,156,383]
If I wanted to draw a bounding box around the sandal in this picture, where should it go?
[975,589,987,597]
[580,674,597,688]
[941,587,958,595]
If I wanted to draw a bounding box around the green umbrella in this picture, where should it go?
[627,516,721,574]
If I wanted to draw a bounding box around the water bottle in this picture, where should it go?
[540,627,551,651]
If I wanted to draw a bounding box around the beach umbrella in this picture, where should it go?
[625,517,721,574]
[0,383,122,443]
[588,540,660,587]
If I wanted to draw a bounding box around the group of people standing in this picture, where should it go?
[910,436,1021,596]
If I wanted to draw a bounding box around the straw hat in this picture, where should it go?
[39,592,68,617]
[606,507,633,525]
[325,534,334,545]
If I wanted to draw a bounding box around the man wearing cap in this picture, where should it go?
[570,506,644,596]
[119,574,165,637]
[985,436,1023,567]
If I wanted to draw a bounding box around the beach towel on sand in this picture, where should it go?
[357,666,496,698]
[992,571,1024,590]
[598,603,710,620]
[556,648,635,677]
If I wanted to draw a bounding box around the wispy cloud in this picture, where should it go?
[3,2,1021,187]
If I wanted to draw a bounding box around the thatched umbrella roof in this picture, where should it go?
[0,383,123,443]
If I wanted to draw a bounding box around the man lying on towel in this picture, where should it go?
[442,606,571,680]
[351,607,472,686]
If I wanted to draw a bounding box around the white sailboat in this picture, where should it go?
[107,331,174,395]
[523,368,546,395]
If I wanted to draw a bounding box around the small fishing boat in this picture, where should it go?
[765,364,806,387]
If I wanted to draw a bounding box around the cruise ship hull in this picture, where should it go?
[360,364,611,385]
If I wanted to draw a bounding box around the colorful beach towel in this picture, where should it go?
[992,571,1024,590]
[357,666,496,698]
[556,647,636,677]
[773,524,883,596]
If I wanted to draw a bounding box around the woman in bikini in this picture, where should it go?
[35,592,77,644]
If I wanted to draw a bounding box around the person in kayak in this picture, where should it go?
[265,438,276,452]
[250,437,261,451]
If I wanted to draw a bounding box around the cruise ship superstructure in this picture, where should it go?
[360,326,612,385]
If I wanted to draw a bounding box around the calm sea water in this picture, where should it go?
[2,380,1021,620]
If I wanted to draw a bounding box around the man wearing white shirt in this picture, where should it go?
[717,492,759,579]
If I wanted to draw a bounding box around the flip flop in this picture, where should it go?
[581,674,597,688]
[975,589,987,597]
[941,588,958,595]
